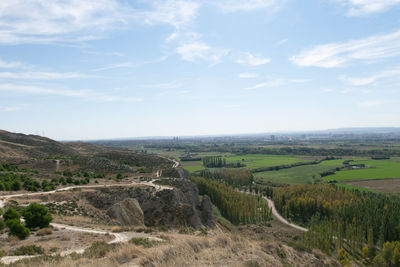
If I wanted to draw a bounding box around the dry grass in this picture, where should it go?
[8,228,339,267]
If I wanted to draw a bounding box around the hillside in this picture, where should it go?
[0,130,339,266]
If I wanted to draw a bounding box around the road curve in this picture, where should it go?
[263,197,308,232]
[0,180,168,265]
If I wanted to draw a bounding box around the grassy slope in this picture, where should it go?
[325,158,400,182]
[254,159,345,184]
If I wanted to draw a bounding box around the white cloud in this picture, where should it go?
[236,52,271,66]
[143,82,183,89]
[337,0,400,16]
[142,0,200,28]
[238,73,259,78]
[0,0,129,44]
[0,72,93,80]
[359,100,384,107]
[176,42,229,65]
[244,77,310,90]
[212,0,280,12]
[340,68,400,86]
[244,80,283,90]
[1,105,23,112]
[277,39,288,45]
[0,83,142,103]
[0,59,26,69]
[291,29,400,68]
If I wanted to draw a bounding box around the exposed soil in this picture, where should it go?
[345,178,400,193]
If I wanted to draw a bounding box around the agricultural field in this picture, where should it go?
[225,154,312,170]
[181,154,311,173]
[342,179,400,193]
[254,159,345,185]
[324,158,400,182]
[180,160,205,173]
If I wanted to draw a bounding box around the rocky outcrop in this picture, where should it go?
[106,198,144,226]
[200,195,215,228]
[80,178,216,229]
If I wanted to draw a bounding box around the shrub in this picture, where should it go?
[36,227,52,236]
[84,241,113,258]
[130,237,158,248]
[23,203,52,228]
[3,207,21,221]
[6,219,30,239]
[10,245,44,255]
[0,219,5,231]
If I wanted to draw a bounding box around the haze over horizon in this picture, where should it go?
[0,0,400,140]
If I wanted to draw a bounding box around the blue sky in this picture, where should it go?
[0,0,400,140]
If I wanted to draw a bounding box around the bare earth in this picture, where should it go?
[345,178,400,193]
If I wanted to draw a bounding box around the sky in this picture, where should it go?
[0,0,400,140]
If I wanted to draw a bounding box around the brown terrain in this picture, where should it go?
[0,129,338,266]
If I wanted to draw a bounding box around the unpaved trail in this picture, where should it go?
[1,223,163,264]
[264,197,308,232]
[241,190,308,232]
[0,180,169,265]
[0,180,172,209]
[55,159,60,172]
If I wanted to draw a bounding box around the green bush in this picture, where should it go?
[84,241,114,258]
[129,237,158,248]
[23,203,52,228]
[10,245,44,255]
[0,219,5,231]
[6,219,30,239]
[3,207,21,221]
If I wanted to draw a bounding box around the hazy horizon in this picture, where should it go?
[1,0,400,140]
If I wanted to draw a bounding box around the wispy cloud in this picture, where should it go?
[0,0,131,45]
[0,59,26,69]
[291,29,400,68]
[142,0,200,28]
[244,77,309,90]
[336,0,400,16]
[176,41,229,65]
[340,67,400,86]
[142,82,183,89]
[1,105,23,112]
[277,39,288,45]
[0,72,93,80]
[91,62,137,72]
[236,52,271,66]
[0,83,142,103]
[211,0,281,12]
[238,73,259,79]
[359,100,385,107]
[244,80,283,90]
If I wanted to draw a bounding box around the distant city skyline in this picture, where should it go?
[0,0,399,140]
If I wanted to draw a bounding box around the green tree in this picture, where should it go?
[22,203,52,228]
[3,207,21,221]
[6,219,30,239]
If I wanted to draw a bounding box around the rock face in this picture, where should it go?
[106,198,144,226]
[200,195,215,228]
[80,178,216,229]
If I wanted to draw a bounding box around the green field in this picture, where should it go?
[182,153,310,173]
[225,154,312,170]
[254,159,345,184]
[181,160,205,173]
[325,158,400,182]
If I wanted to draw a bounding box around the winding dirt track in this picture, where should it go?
[0,179,171,265]
[263,197,308,232]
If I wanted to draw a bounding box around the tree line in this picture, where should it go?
[272,184,400,264]
[191,176,271,225]
[198,169,253,187]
